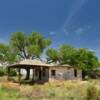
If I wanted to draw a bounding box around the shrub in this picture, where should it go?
[87,85,100,100]
[9,69,17,76]
[0,67,17,77]
[0,67,6,76]
[49,91,56,98]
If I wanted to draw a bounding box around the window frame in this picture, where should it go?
[51,70,56,76]
[74,69,77,77]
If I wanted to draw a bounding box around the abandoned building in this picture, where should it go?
[7,59,82,84]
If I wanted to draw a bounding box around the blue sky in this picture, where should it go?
[0,0,100,58]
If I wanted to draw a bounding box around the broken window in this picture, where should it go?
[43,68,46,76]
[74,69,77,77]
[51,70,56,76]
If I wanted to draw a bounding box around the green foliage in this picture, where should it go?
[46,48,60,63]
[9,31,52,80]
[46,44,100,76]
[27,32,51,58]
[0,67,16,77]
[10,32,52,59]
[10,32,28,59]
[46,44,77,64]
[75,48,100,71]
[92,69,100,78]
[10,32,27,49]
[0,31,99,78]
[9,69,17,76]
[0,68,6,76]
[74,48,100,78]
[0,43,17,63]
[59,44,77,65]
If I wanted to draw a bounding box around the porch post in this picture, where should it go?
[32,68,35,81]
[7,67,10,81]
[18,68,21,85]
[41,67,43,80]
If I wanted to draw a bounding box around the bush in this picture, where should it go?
[0,67,17,77]
[0,67,6,76]
[87,85,100,100]
[0,85,29,100]
[9,69,17,76]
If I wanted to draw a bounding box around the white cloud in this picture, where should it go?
[49,32,56,35]
[75,25,91,36]
[75,28,84,35]
[88,48,100,59]
[62,28,69,35]
[64,0,87,27]
[89,48,96,52]
[94,48,100,53]
[61,0,87,35]
[90,48,100,57]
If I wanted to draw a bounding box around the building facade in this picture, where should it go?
[7,59,82,84]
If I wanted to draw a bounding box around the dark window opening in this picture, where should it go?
[35,68,38,76]
[43,68,46,76]
[74,69,77,77]
[51,70,56,76]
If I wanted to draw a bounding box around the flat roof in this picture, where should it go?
[7,59,74,68]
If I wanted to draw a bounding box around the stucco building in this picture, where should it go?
[7,59,82,84]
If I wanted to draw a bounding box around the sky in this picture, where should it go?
[0,0,100,58]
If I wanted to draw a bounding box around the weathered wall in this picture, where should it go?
[41,68,49,82]
[49,67,82,82]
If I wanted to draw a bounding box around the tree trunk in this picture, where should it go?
[25,68,30,80]
[82,70,86,80]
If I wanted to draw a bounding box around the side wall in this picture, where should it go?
[49,67,82,82]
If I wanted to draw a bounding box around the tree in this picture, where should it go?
[10,32,52,79]
[75,48,100,78]
[46,44,77,65]
[46,48,60,63]
[46,44,100,79]
[0,43,16,64]
[59,44,77,65]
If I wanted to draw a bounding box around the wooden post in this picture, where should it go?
[18,68,21,85]
[32,68,34,81]
[7,67,10,81]
[41,67,43,81]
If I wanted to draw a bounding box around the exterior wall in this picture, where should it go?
[41,67,49,82]
[49,67,82,82]
[33,68,39,81]
[20,66,82,82]
[20,67,49,83]
[33,67,49,82]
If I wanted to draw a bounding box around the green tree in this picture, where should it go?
[46,44,77,65]
[59,44,77,65]
[46,44,100,79]
[10,32,51,79]
[46,48,60,63]
[0,43,16,63]
[75,48,100,78]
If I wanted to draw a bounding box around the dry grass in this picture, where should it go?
[0,79,100,100]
